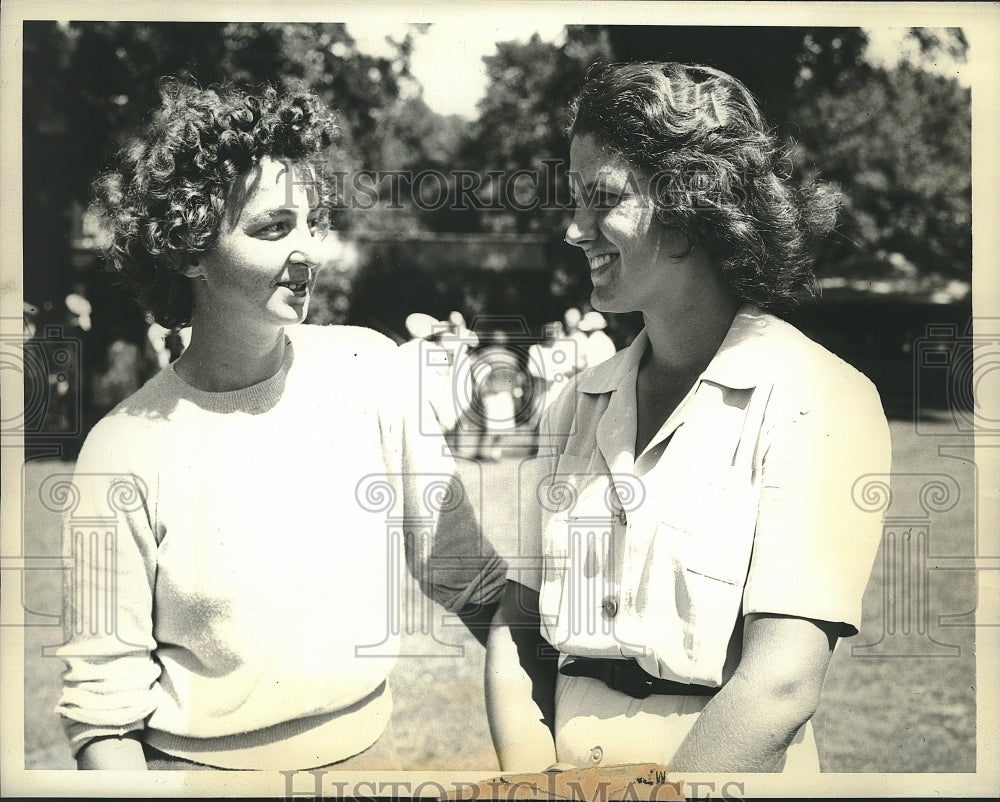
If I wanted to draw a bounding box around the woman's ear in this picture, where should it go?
[179,257,205,279]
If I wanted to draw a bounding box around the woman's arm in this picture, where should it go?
[672,365,890,771]
[386,338,508,634]
[485,581,559,771]
[667,612,838,772]
[76,734,148,770]
[54,427,160,767]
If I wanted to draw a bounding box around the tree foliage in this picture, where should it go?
[794,59,971,277]
[459,27,614,234]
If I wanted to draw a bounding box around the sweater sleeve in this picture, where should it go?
[387,339,508,613]
[52,418,161,757]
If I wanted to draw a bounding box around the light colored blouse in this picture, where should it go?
[517,305,892,687]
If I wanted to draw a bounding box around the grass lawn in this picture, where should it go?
[19,419,977,772]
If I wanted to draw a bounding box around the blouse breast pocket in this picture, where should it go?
[677,524,747,682]
[630,514,753,686]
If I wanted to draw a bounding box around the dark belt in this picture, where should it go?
[560,657,720,699]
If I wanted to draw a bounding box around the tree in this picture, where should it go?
[351,94,475,235]
[461,27,614,234]
[793,35,971,278]
[222,22,411,169]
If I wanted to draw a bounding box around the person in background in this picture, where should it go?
[23,301,40,340]
[577,310,617,368]
[64,293,93,334]
[55,80,506,772]
[146,317,191,369]
[438,311,479,447]
[487,61,891,773]
[56,294,100,447]
[471,331,523,462]
[400,311,459,437]
[527,321,577,440]
[561,306,589,376]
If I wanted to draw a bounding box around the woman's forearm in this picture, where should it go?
[76,734,148,770]
[666,672,815,772]
[668,613,836,772]
[485,582,558,771]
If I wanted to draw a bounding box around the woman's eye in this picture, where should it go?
[569,191,621,212]
[308,213,331,235]
[254,221,290,238]
[594,192,622,210]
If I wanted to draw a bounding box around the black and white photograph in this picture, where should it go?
[1,1,997,798]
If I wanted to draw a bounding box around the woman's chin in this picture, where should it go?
[265,295,310,325]
[590,289,627,315]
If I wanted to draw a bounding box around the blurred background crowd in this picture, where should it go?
[19,22,972,458]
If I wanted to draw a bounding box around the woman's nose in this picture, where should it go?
[289,223,322,266]
[565,208,596,247]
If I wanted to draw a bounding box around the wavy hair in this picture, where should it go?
[93,80,341,328]
[568,62,839,312]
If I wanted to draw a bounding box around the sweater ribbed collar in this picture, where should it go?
[164,336,294,414]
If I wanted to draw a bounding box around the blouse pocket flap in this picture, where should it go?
[655,520,751,586]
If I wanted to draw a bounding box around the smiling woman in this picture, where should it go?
[54,80,507,772]
[486,62,892,774]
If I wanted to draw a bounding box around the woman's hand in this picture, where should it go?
[667,612,838,772]
[485,581,559,771]
[76,733,148,770]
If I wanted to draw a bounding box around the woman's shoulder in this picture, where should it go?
[289,323,399,358]
[758,314,885,418]
[75,370,179,471]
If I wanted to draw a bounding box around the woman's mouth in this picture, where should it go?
[589,253,618,271]
[277,264,314,295]
[275,280,309,294]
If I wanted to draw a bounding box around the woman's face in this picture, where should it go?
[566,135,694,316]
[193,156,337,330]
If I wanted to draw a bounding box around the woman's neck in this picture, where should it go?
[173,314,288,392]
[640,294,740,379]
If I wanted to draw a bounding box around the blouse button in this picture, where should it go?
[617,508,627,526]
[589,746,603,763]
[602,595,619,619]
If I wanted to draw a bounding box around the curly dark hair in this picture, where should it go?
[568,61,839,312]
[93,80,341,328]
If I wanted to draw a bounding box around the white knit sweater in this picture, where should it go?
[54,324,506,769]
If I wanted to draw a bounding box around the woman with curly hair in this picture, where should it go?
[55,81,506,771]
[487,62,891,772]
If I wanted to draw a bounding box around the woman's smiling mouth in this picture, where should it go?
[589,253,618,271]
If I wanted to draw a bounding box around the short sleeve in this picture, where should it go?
[742,370,892,635]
